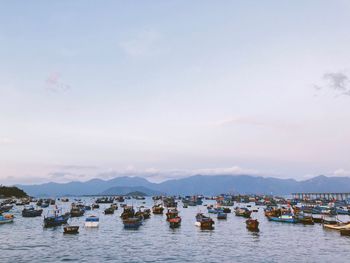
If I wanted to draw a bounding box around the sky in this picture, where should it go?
[1,0,350,184]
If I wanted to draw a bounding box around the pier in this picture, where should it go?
[292,192,350,201]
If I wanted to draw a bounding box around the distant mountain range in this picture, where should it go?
[15,174,350,197]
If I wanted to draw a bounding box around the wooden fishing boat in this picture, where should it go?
[136,208,151,219]
[163,197,177,208]
[0,204,13,213]
[63,225,79,234]
[235,207,252,218]
[264,207,281,217]
[85,216,99,228]
[166,208,179,221]
[121,206,135,219]
[246,218,259,231]
[195,213,214,230]
[70,206,85,217]
[96,197,114,204]
[222,207,231,213]
[123,217,142,229]
[169,216,181,228]
[312,216,323,223]
[22,206,43,217]
[295,213,314,225]
[44,208,70,227]
[152,204,164,214]
[340,229,350,236]
[92,204,100,209]
[104,207,115,215]
[323,222,350,230]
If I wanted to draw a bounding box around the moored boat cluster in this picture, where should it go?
[2,194,350,237]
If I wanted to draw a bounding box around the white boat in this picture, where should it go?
[85,215,99,227]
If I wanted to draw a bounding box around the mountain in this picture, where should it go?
[100,186,163,196]
[154,175,299,195]
[15,174,350,196]
[16,176,155,197]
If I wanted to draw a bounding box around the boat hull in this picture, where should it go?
[268,216,298,223]
[85,222,99,228]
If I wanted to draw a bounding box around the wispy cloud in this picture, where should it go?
[119,29,162,57]
[332,168,350,177]
[45,72,71,93]
[314,71,350,96]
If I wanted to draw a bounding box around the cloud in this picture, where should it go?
[315,71,350,96]
[119,29,161,57]
[332,168,350,177]
[192,166,260,176]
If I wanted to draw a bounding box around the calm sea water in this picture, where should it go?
[1,197,350,263]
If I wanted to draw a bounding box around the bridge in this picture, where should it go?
[292,192,350,201]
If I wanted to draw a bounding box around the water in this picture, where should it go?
[1,197,350,263]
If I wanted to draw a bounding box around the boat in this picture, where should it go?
[96,197,114,204]
[195,213,215,230]
[115,196,125,202]
[85,216,99,228]
[0,204,13,213]
[0,214,14,224]
[121,206,135,219]
[22,206,43,217]
[312,216,323,223]
[295,213,314,225]
[135,208,151,219]
[235,207,252,218]
[340,229,350,236]
[40,203,49,208]
[70,206,85,217]
[163,197,177,208]
[169,216,181,228]
[323,217,338,225]
[152,204,164,214]
[217,212,227,220]
[246,218,259,231]
[323,222,350,230]
[92,204,100,209]
[123,217,142,229]
[63,225,79,234]
[104,207,115,215]
[166,208,179,221]
[267,214,298,223]
[43,208,70,227]
[222,207,231,213]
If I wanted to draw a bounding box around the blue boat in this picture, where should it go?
[85,215,99,227]
[43,208,70,228]
[208,208,219,214]
[268,214,298,223]
[123,217,142,229]
[217,212,227,220]
[0,214,14,224]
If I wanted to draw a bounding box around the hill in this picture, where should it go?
[0,186,28,198]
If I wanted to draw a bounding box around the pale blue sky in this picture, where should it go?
[1,1,350,184]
